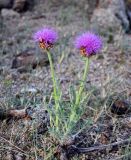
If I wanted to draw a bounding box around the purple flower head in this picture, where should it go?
[75,32,102,57]
[33,28,58,50]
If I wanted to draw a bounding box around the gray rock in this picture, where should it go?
[29,107,50,134]
[0,0,13,9]
[11,51,49,71]
[90,0,130,36]
[1,9,20,18]
[20,87,39,94]
[109,0,129,32]
[90,8,122,38]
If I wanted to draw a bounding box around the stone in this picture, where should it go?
[1,8,20,18]
[20,87,39,94]
[11,52,49,71]
[90,0,130,36]
[0,0,13,9]
[109,0,130,33]
[90,8,122,37]
[31,107,49,134]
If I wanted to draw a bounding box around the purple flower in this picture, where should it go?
[33,28,58,50]
[75,32,102,57]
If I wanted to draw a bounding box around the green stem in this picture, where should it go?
[75,58,90,106]
[47,50,57,100]
[68,58,90,133]
[46,50,59,130]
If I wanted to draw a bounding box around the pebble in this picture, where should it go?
[1,8,20,18]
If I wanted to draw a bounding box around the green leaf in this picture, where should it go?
[69,85,76,104]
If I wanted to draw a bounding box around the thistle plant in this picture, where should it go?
[68,32,102,131]
[33,28,102,158]
[74,32,102,106]
[33,28,61,131]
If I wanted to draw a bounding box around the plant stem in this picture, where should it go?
[68,58,89,134]
[46,50,59,130]
[47,50,57,100]
[75,58,89,106]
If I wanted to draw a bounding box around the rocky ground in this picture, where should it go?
[0,0,131,159]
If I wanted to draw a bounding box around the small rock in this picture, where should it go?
[111,100,130,115]
[20,87,39,94]
[28,107,49,134]
[1,8,20,18]
[11,52,49,71]
[11,52,36,69]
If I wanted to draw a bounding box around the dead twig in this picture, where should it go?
[0,108,31,120]
[67,138,131,155]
